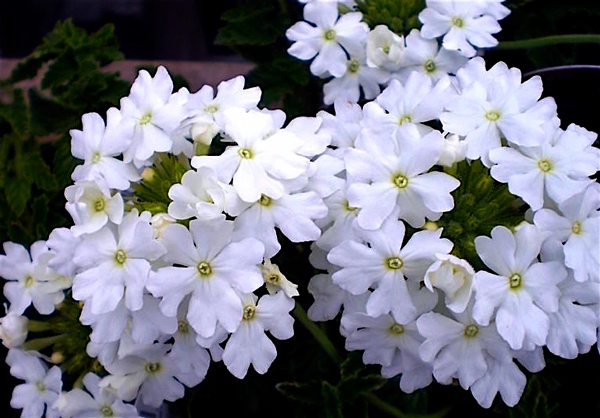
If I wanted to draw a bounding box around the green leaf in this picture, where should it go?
[28,89,78,135]
[41,49,79,90]
[33,195,50,238]
[276,381,322,405]
[5,176,31,216]
[341,352,366,381]
[339,375,387,403]
[0,89,30,136]
[22,151,58,191]
[5,51,54,84]
[321,381,343,418]
[509,375,559,418]
[215,1,288,46]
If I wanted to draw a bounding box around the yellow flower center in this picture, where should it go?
[537,159,552,173]
[508,273,522,289]
[464,324,479,338]
[238,148,253,159]
[93,198,105,213]
[386,257,404,270]
[571,221,582,235]
[139,112,153,125]
[423,59,436,74]
[243,305,257,320]
[452,16,465,28]
[144,362,161,374]
[348,60,360,74]
[392,173,409,189]
[389,323,405,335]
[197,261,212,277]
[258,194,273,207]
[324,29,336,41]
[114,249,127,265]
[485,110,501,122]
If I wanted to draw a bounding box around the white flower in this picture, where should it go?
[346,125,460,229]
[0,241,67,315]
[261,259,299,298]
[147,218,264,338]
[286,2,368,77]
[191,109,310,203]
[328,218,452,323]
[65,181,124,237]
[56,373,138,418]
[472,225,566,350]
[7,349,62,418]
[318,100,364,149]
[490,125,598,211]
[70,109,139,192]
[0,312,28,348]
[437,133,467,166]
[120,66,187,167]
[470,357,526,408]
[222,292,294,378]
[46,228,81,277]
[366,25,404,71]
[72,210,166,314]
[419,0,507,57]
[424,253,474,313]
[167,167,227,220]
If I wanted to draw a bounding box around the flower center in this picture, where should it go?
[36,381,45,392]
[266,274,280,284]
[388,323,405,335]
[258,194,273,207]
[571,221,582,235]
[91,151,102,163]
[93,198,105,213]
[386,257,404,270]
[100,405,114,417]
[204,104,219,113]
[24,275,34,288]
[382,45,391,54]
[178,320,190,334]
[197,261,212,277]
[537,159,552,173]
[238,148,253,159]
[343,200,357,212]
[398,114,412,125]
[452,16,465,28]
[392,173,409,189]
[508,273,522,289]
[114,249,127,265]
[323,29,336,41]
[243,305,256,320]
[144,362,161,374]
[348,60,360,74]
[139,112,153,125]
[485,110,501,122]
[423,59,436,74]
[463,324,479,338]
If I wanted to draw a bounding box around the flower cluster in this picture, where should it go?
[0,69,331,416]
[287,0,600,409]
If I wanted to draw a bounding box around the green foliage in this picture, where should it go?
[131,153,190,215]
[356,0,425,35]
[0,20,128,246]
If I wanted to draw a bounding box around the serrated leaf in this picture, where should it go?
[339,375,387,403]
[22,151,58,191]
[276,381,322,405]
[341,352,366,381]
[5,51,54,84]
[28,89,78,135]
[215,2,287,46]
[5,176,31,216]
[41,49,79,90]
[33,195,50,237]
[322,381,343,418]
[0,89,30,137]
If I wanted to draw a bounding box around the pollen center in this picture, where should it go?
[93,198,105,213]
[100,405,114,417]
[266,274,280,284]
[114,249,127,265]
[571,221,582,235]
[348,60,360,74]
[178,320,190,334]
[508,273,522,289]
[197,261,212,277]
[398,115,412,125]
[485,110,501,122]
[343,200,357,212]
[204,104,219,113]
[91,151,102,163]
[392,173,409,189]
[144,362,161,374]
[258,194,272,207]
[36,381,45,392]
[423,59,436,73]
[324,29,336,41]
[139,112,153,125]
[24,275,34,288]
[389,323,405,335]
[464,324,479,338]
[452,16,465,28]
[243,305,257,320]
[386,257,404,270]
[238,148,253,159]
[537,159,552,173]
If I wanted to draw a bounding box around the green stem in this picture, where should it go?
[27,320,52,332]
[22,334,67,351]
[292,304,342,364]
[497,34,600,50]
[293,304,417,418]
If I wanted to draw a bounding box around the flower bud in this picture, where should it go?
[424,254,474,313]
[0,312,28,348]
[366,25,404,71]
[438,133,467,167]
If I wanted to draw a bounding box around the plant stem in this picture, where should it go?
[22,334,66,351]
[292,304,420,418]
[292,304,342,364]
[497,34,600,50]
